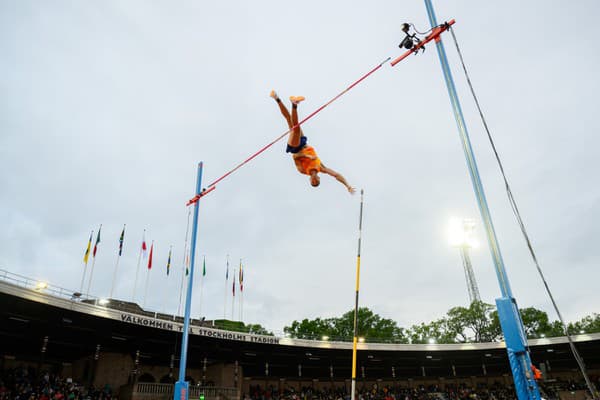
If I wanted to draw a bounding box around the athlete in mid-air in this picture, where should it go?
[270,90,355,194]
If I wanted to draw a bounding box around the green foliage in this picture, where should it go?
[245,323,273,335]
[519,307,552,338]
[213,319,273,336]
[403,301,500,344]
[283,317,335,340]
[333,308,408,343]
[565,313,600,335]
[445,301,502,342]
[407,320,454,344]
[283,304,599,344]
[284,308,407,343]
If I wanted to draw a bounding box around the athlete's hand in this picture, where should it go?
[347,186,356,194]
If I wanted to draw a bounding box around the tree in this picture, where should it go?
[445,301,501,343]
[212,320,273,336]
[332,308,408,343]
[519,307,552,338]
[282,306,599,344]
[284,308,407,343]
[245,323,273,336]
[566,313,600,335]
[284,317,335,340]
[407,319,454,344]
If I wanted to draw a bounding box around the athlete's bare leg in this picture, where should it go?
[288,101,303,147]
[270,90,304,148]
[288,96,305,147]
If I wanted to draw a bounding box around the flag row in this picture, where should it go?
[82,225,246,291]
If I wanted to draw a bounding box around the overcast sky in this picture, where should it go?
[1,1,599,335]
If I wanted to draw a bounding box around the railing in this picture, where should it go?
[0,268,99,302]
[133,383,238,400]
[190,386,238,400]
[0,268,175,319]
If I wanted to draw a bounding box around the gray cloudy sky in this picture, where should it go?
[1,1,599,335]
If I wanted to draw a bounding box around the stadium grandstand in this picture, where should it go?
[1,270,599,400]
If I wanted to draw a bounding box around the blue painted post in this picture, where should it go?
[422,2,540,399]
[174,162,204,400]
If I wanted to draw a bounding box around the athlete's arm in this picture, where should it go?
[320,164,355,194]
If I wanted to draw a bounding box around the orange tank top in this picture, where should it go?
[292,145,321,175]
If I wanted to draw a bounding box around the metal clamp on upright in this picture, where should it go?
[391,19,455,66]
[186,185,216,206]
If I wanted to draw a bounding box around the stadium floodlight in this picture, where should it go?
[540,334,546,338]
[428,338,436,344]
[98,298,110,306]
[35,281,48,291]
[321,335,329,341]
[580,330,585,334]
[448,217,482,304]
[358,337,365,343]
[448,217,479,248]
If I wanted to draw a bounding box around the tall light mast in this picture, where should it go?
[449,218,481,303]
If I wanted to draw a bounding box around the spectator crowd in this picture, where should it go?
[0,367,114,400]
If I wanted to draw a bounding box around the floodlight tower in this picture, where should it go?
[449,218,481,303]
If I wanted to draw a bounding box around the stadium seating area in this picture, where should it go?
[244,379,597,400]
[0,367,113,400]
[1,366,598,400]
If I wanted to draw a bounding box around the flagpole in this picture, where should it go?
[79,230,93,294]
[177,256,187,316]
[86,224,102,298]
[110,254,121,299]
[178,209,192,317]
[143,240,154,308]
[174,162,204,400]
[231,268,236,321]
[224,254,229,319]
[143,267,151,308]
[351,190,365,400]
[198,255,205,319]
[86,257,97,298]
[110,224,126,299]
[163,245,172,314]
[240,260,244,322]
[132,229,145,302]
[238,259,242,322]
[79,260,89,294]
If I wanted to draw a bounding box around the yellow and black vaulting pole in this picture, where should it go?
[350,189,364,400]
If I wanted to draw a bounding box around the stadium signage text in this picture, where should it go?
[120,313,280,344]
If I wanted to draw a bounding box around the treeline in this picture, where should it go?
[282,302,600,343]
